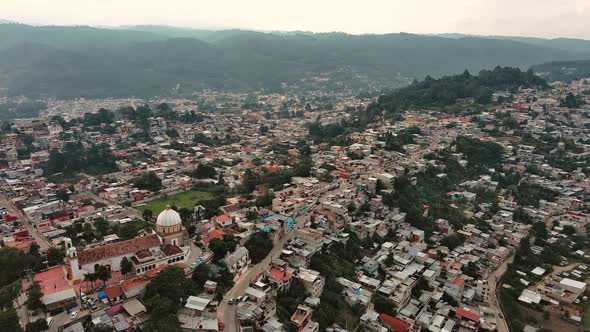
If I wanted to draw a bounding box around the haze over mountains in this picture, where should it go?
[0,23,588,98]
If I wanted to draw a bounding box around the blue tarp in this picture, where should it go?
[286,216,296,232]
[98,291,107,300]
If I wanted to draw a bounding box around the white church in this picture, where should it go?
[66,206,191,282]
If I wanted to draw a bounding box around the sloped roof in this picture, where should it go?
[78,234,160,265]
[379,313,410,332]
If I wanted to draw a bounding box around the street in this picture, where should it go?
[487,254,514,332]
[216,214,306,332]
[1,194,52,250]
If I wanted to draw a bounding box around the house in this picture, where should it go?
[223,246,251,279]
[378,313,410,332]
[290,305,313,332]
[213,214,234,228]
[104,285,124,303]
[269,266,294,292]
[297,268,325,298]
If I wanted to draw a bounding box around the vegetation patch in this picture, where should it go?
[137,190,216,214]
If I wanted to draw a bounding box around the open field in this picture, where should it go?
[137,190,215,214]
[584,305,590,330]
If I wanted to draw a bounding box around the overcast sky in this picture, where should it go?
[2,0,590,39]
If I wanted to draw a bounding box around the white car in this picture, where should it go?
[70,311,78,318]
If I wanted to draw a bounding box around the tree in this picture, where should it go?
[143,296,181,332]
[244,232,273,264]
[84,272,97,289]
[165,129,179,139]
[133,172,163,192]
[28,243,40,257]
[373,294,396,316]
[255,194,273,208]
[25,282,43,311]
[208,239,230,261]
[25,319,48,332]
[0,281,21,310]
[46,247,65,267]
[191,163,217,179]
[242,168,259,193]
[217,172,225,186]
[118,223,140,240]
[89,324,115,332]
[120,257,133,280]
[532,222,549,241]
[191,264,211,292]
[56,189,70,203]
[145,266,196,308]
[560,92,585,108]
[0,308,22,332]
[208,235,238,261]
[562,225,576,235]
[94,217,110,236]
[96,265,112,286]
[375,179,384,193]
[142,209,153,221]
[440,234,466,251]
[178,208,193,223]
[246,210,258,221]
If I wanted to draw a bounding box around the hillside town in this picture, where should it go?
[1,76,590,332]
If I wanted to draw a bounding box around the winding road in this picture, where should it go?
[488,254,514,332]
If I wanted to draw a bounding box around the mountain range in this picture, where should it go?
[0,23,588,98]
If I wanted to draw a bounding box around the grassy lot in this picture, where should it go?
[47,172,85,184]
[137,190,215,214]
[584,305,590,330]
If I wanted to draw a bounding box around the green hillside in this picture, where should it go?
[0,24,586,98]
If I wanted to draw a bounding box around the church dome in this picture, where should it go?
[156,206,182,227]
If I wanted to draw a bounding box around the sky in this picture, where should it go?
[2,0,590,39]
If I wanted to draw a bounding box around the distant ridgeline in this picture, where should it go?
[0,24,580,98]
[367,66,548,118]
[531,60,590,82]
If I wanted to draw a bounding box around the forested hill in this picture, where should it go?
[0,24,585,98]
[368,66,548,116]
[531,60,590,82]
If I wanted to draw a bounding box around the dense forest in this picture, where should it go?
[531,60,590,82]
[0,24,584,98]
[0,101,46,120]
[368,66,548,117]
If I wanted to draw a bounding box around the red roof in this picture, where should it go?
[204,229,226,245]
[379,313,410,332]
[33,266,70,295]
[456,308,480,322]
[78,234,161,265]
[214,214,232,226]
[453,277,465,287]
[104,286,124,300]
[269,267,294,283]
[264,166,281,173]
[120,279,148,292]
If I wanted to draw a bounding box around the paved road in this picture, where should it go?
[217,215,306,332]
[1,195,53,250]
[488,254,514,332]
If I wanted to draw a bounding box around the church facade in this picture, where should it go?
[67,207,190,282]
